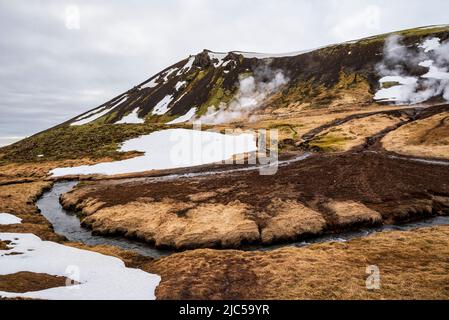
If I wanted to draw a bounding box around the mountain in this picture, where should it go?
[2,24,449,301]
[62,24,449,126]
[1,24,449,166]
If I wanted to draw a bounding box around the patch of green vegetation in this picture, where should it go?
[99,110,119,124]
[268,124,299,140]
[354,25,449,46]
[197,75,235,116]
[381,81,400,89]
[0,123,166,165]
[309,133,351,152]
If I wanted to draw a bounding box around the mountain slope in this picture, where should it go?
[62,24,449,126]
[1,24,449,168]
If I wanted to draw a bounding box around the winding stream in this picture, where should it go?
[37,180,449,258]
[37,182,173,258]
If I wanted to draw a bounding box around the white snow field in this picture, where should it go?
[0,232,160,300]
[51,129,257,177]
[0,213,22,225]
[167,108,197,124]
[115,108,145,124]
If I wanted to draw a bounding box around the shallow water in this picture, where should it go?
[37,179,449,258]
[36,181,173,258]
[247,216,449,252]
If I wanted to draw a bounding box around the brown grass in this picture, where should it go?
[149,226,449,300]
[0,181,63,242]
[325,201,382,227]
[383,112,449,159]
[261,199,326,244]
[309,114,405,152]
[79,200,260,249]
[0,272,72,293]
[0,240,10,250]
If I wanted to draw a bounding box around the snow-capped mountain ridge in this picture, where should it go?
[60,25,449,128]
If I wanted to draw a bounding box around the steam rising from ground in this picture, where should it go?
[375,35,449,104]
[199,67,288,124]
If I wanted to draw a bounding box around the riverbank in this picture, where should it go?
[2,178,449,299]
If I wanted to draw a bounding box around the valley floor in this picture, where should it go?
[1,103,449,300]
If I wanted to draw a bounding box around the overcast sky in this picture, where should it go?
[0,0,448,146]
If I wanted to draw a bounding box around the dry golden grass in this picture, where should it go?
[261,199,327,244]
[215,105,411,144]
[383,112,449,159]
[79,200,260,249]
[309,114,405,152]
[149,226,449,300]
[0,272,71,294]
[0,181,51,215]
[0,181,62,242]
[325,201,382,227]
[0,240,10,250]
[0,158,115,183]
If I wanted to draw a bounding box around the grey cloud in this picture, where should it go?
[1,0,449,141]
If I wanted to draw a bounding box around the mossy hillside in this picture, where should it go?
[309,133,353,152]
[354,25,449,46]
[272,71,372,110]
[0,124,167,165]
[381,81,400,89]
[197,75,236,116]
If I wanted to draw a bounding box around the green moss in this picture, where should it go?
[0,123,166,165]
[197,75,235,116]
[381,81,400,89]
[309,134,351,152]
[354,25,449,46]
[268,124,299,140]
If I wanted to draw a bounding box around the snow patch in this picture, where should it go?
[375,36,449,104]
[208,52,228,67]
[71,108,112,126]
[72,96,128,126]
[115,108,145,124]
[421,61,449,80]
[167,108,197,124]
[420,37,441,52]
[141,77,158,89]
[152,95,174,115]
[177,56,195,75]
[175,81,187,91]
[0,213,22,225]
[0,233,160,300]
[50,129,257,177]
[233,51,304,59]
[162,67,178,82]
[374,76,419,102]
